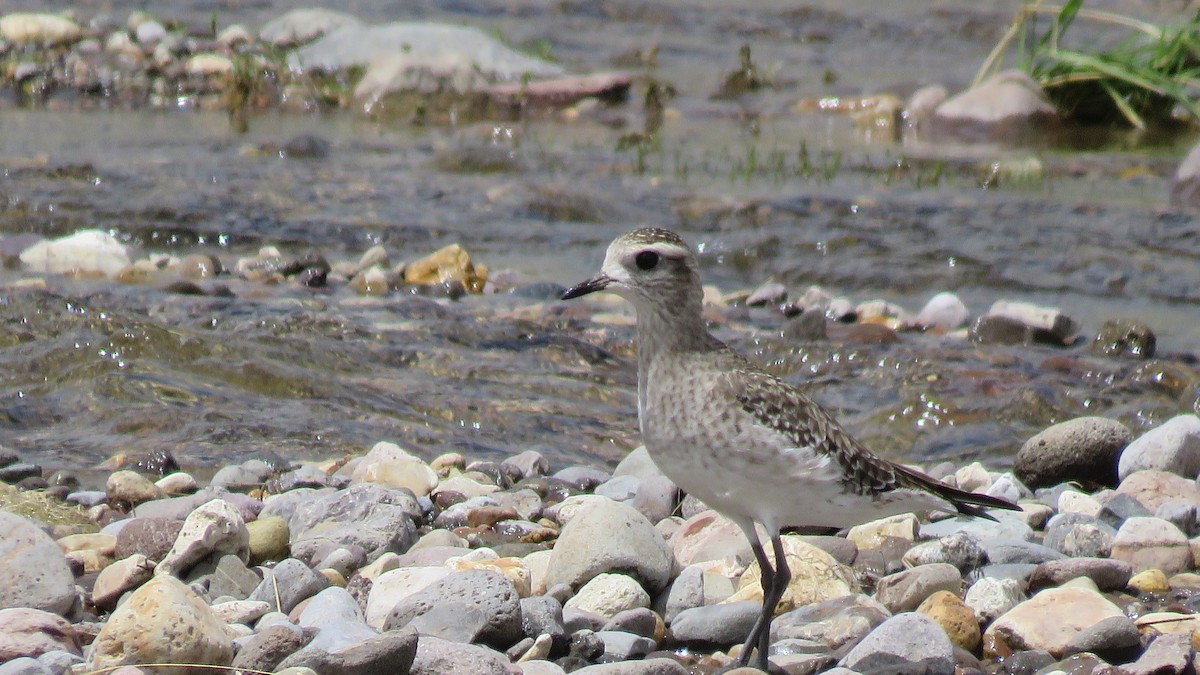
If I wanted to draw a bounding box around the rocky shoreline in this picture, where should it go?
[4,411,1200,674]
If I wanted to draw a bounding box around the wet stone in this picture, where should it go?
[1092,319,1156,359]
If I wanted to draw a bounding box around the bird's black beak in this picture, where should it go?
[562,274,611,300]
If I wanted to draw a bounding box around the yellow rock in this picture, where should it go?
[847,513,918,550]
[320,568,347,587]
[185,53,234,76]
[917,590,980,651]
[89,575,233,673]
[729,535,858,613]
[1129,569,1170,594]
[246,516,290,565]
[447,556,532,597]
[403,244,488,292]
[57,532,117,556]
[1136,611,1200,635]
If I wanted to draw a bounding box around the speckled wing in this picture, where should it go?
[725,366,1017,520]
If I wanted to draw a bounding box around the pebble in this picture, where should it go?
[669,601,758,648]
[546,497,673,593]
[964,576,1023,624]
[917,590,980,651]
[874,562,962,613]
[1110,516,1193,574]
[983,583,1124,658]
[1016,416,1132,488]
[565,573,650,618]
[839,612,956,675]
[156,498,250,577]
[0,608,81,661]
[729,535,859,612]
[0,512,76,615]
[351,441,439,496]
[89,575,234,672]
[383,569,523,647]
[248,557,328,613]
[1118,415,1200,481]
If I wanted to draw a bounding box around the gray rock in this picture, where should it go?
[920,510,1033,542]
[669,601,758,648]
[0,513,75,615]
[1118,415,1200,481]
[1092,319,1157,360]
[1172,139,1200,209]
[1111,516,1193,574]
[1126,631,1192,675]
[260,8,363,46]
[903,532,988,570]
[276,627,417,675]
[545,498,673,593]
[1157,501,1199,537]
[771,593,890,650]
[1098,492,1152,528]
[553,466,611,491]
[288,484,420,564]
[839,612,955,675]
[36,649,83,674]
[662,566,703,622]
[602,608,658,639]
[1045,511,1113,550]
[211,459,274,488]
[0,608,81,661]
[297,587,375,652]
[1063,615,1141,659]
[595,630,655,661]
[406,600,487,642]
[409,635,511,675]
[230,624,309,672]
[113,517,184,562]
[1015,416,1132,488]
[187,553,261,600]
[572,659,689,675]
[260,487,338,523]
[595,475,640,501]
[383,569,522,647]
[613,446,665,481]
[248,558,330,613]
[521,596,567,649]
[630,475,678,524]
[1028,558,1133,592]
[0,658,50,675]
[501,450,549,480]
[982,538,1065,565]
[134,486,262,522]
[874,563,962,613]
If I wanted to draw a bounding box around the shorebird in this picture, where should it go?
[563,228,1018,671]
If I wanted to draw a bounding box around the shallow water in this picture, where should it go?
[1,0,1198,482]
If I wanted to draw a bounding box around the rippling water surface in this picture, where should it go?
[1,0,1198,483]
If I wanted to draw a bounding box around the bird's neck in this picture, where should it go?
[633,298,713,367]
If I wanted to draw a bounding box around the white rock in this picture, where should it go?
[564,573,650,618]
[259,8,363,46]
[134,20,166,44]
[984,300,1078,341]
[1118,415,1200,481]
[983,585,1122,657]
[846,513,919,550]
[156,499,250,578]
[350,441,438,497]
[216,24,253,46]
[964,576,1023,624]
[365,567,451,629]
[185,53,234,77]
[914,291,970,331]
[19,230,132,277]
[0,13,81,45]
[1110,516,1193,574]
[210,599,270,625]
[935,70,1057,124]
[1058,491,1102,517]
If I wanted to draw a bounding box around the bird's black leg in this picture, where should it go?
[756,534,790,670]
[737,529,776,668]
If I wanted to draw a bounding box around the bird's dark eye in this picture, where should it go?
[635,250,659,270]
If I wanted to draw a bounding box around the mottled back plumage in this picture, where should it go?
[562,227,1017,671]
